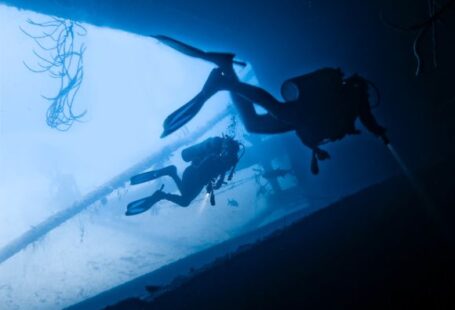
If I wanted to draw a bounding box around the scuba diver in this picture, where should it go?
[126,135,243,216]
[153,35,389,174]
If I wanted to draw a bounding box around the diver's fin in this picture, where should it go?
[151,35,208,59]
[125,197,153,216]
[125,189,164,216]
[130,171,160,185]
[161,93,207,138]
[150,35,246,68]
[131,167,177,185]
[152,35,245,138]
[161,68,223,138]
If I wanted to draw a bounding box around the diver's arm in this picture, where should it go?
[345,74,389,144]
[213,173,226,190]
[358,103,389,144]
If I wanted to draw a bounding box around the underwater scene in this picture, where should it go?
[1,1,454,309]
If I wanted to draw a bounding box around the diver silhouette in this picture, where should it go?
[153,35,389,174]
[126,135,242,216]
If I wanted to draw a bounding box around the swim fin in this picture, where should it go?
[131,171,156,185]
[150,35,246,68]
[161,93,208,138]
[125,197,154,216]
[151,35,244,138]
[151,35,213,137]
[161,67,226,137]
[125,189,164,216]
[130,167,177,185]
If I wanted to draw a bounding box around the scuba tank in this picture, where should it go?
[281,68,347,144]
[181,137,223,163]
[280,68,344,103]
[288,67,343,175]
[181,142,207,163]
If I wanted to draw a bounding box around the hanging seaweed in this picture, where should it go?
[381,0,455,75]
[21,17,87,131]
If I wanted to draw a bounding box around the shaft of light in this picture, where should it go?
[197,193,211,215]
[387,144,434,212]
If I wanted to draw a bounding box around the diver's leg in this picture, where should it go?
[163,166,184,193]
[216,75,284,116]
[159,192,195,207]
[201,67,293,133]
[163,67,292,137]
[139,165,185,193]
[159,181,205,207]
[210,68,298,126]
[230,93,293,134]
[163,166,206,207]
[126,177,200,214]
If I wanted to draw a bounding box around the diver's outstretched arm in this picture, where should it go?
[344,75,388,144]
[358,102,388,144]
